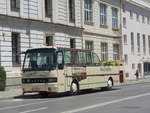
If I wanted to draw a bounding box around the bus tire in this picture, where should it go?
[107,78,113,90]
[39,92,49,97]
[70,81,79,95]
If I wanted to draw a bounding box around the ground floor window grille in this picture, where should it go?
[12,32,21,66]
[45,36,53,46]
[70,38,76,48]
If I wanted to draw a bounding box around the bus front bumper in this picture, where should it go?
[22,83,58,94]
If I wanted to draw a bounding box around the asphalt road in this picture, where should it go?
[0,83,150,113]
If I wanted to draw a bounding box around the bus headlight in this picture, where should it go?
[48,78,57,83]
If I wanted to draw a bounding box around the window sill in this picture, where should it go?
[12,64,21,67]
[84,21,94,26]
[112,28,119,31]
[11,8,20,12]
[100,25,108,28]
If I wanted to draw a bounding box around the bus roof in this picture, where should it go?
[25,46,91,52]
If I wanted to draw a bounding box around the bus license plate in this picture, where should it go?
[32,88,40,91]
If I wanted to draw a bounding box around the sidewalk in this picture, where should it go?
[0,78,150,100]
[0,86,22,100]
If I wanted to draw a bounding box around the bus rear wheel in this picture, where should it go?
[39,92,49,97]
[70,81,79,95]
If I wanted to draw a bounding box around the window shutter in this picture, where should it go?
[16,0,20,9]
[47,0,52,17]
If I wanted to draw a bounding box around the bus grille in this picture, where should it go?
[22,78,57,84]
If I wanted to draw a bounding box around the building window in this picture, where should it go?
[112,7,118,29]
[84,0,92,24]
[85,41,93,50]
[45,36,53,46]
[69,0,75,23]
[11,0,20,12]
[124,34,127,45]
[125,73,129,78]
[132,64,135,69]
[142,16,145,23]
[122,4,125,13]
[131,32,134,53]
[12,33,21,67]
[137,33,140,53]
[45,0,52,17]
[123,17,126,28]
[124,54,128,65]
[100,3,107,26]
[148,36,150,54]
[136,13,139,21]
[130,10,133,19]
[113,44,119,61]
[143,34,146,54]
[70,38,76,48]
[144,63,150,76]
[101,42,108,61]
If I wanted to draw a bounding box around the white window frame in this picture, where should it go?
[112,7,118,29]
[100,3,107,26]
[84,0,93,23]
[148,36,150,54]
[85,41,93,50]
[124,34,127,45]
[101,42,108,61]
[113,44,119,61]
[137,33,141,53]
[143,34,146,54]
[11,0,20,12]
[131,32,134,53]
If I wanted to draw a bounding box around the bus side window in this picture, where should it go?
[57,51,64,69]
[78,51,86,66]
[64,50,72,66]
[92,53,100,66]
[71,51,78,65]
[85,52,92,66]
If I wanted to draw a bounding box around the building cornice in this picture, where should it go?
[125,0,150,11]
[0,14,84,31]
[83,31,121,39]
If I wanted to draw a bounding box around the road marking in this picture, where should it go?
[0,96,73,111]
[19,107,48,113]
[61,92,150,113]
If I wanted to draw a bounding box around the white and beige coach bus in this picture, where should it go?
[22,47,124,96]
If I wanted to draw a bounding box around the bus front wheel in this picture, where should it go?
[70,81,79,95]
[107,79,113,90]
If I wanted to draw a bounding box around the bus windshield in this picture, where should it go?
[23,49,56,71]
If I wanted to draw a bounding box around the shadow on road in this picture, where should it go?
[14,88,120,99]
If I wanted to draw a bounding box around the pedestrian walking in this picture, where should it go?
[135,70,139,80]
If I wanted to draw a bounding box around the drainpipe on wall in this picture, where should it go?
[80,0,84,49]
[120,0,123,62]
[28,0,31,48]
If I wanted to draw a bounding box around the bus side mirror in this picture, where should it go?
[57,52,64,69]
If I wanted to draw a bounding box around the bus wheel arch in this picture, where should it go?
[70,79,79,95]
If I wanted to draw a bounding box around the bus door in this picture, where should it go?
[63,50,74,91]
[56,51,66,92]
